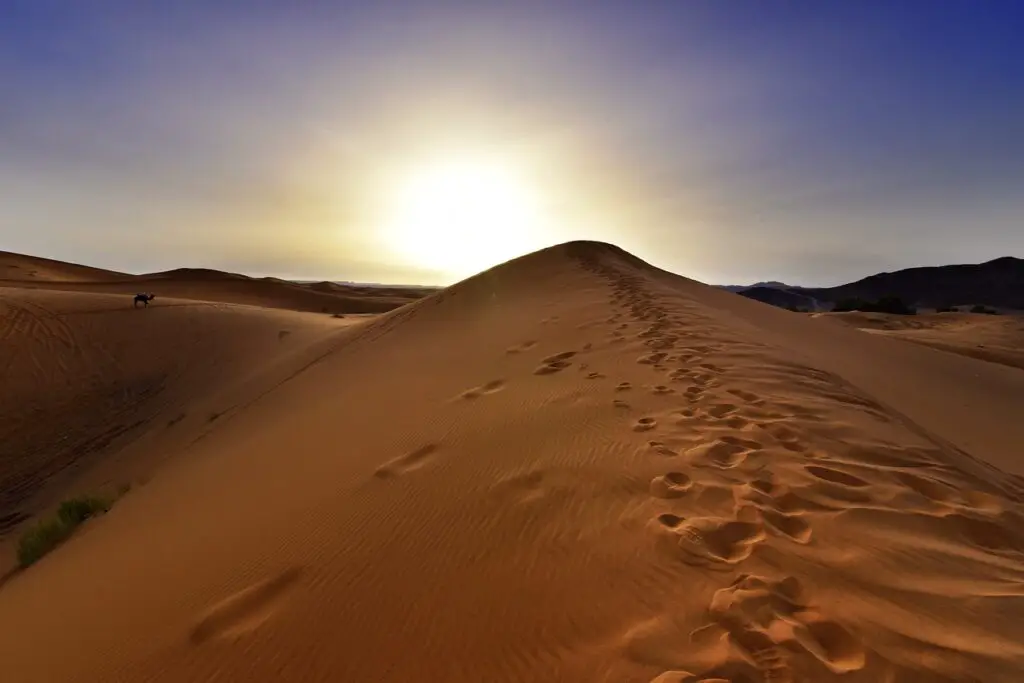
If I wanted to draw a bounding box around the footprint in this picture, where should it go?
[720,436,763,451]
[613,399,631,410]
[586,371,606,380]
[804,465,869,488]
[542,350,577,364]
[684,387,704,403]
[460,379,506,400]
[190,567,302,644]
[761,423,808,452]
[945,513,1020,552]
[707,403,738,419]
[374,444,439,479]
[616,382,633,392]
[534,361,572,375]
[722,416,751,430]
[762,509,813,544]
[749,478,778,496]
[648,673,700,683]
[673,509,764,565]
[634,417,658,432]
[728,628,793,682]
[651,472,693,498]
[657,512,686,528]
[791,619,866,674]
[697,575,811,682]
[668,369,690,383]
[691,373,714,387]
[686,440,750,469]
[648,441,677,457]
[709,574,808,627]
[652,385,674,395]
[728,388,766,407]
[894,472,956,502]
[505,340,538,354]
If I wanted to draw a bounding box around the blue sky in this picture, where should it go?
[2,1,1022,286]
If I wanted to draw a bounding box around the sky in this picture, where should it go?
[2,1,1023,287]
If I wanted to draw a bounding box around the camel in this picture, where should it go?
[133,293,155,308]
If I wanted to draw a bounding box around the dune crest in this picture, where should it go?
[1,241,1023,682]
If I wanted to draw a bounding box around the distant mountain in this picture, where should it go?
[738,286,822,311]
[717,281,795,293]
[800,256,1024,311]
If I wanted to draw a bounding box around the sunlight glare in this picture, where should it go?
[379,156,549,279]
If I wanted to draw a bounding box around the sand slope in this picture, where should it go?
[2,242,1024,682]
[0,286,357,572]
[0,250,128,282]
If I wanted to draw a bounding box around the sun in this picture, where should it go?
[378,156,549,279]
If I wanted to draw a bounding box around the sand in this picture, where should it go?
[1,241,1023,682]
[0,285,361,573]
[0,250,430,314]
[822,310,1024,372]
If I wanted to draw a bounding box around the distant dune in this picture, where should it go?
[822,310,1024,371]
[1,242,1024,682]
[0,250,129,282]
[0,251,431,314]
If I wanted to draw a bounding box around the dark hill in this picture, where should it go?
[738,286,821,311]
[801,256,1024,310]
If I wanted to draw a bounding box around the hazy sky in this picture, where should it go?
[3,1,1023,286]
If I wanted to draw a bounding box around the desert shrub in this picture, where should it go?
[935,305,958,313]
[17,518,71,568]
[970,304,1000,315]
[57,496,109,526]
[17,494,112,567]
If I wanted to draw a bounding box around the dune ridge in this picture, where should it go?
[1,241,1023,682]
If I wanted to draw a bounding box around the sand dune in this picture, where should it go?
[0,286,359,574]
[0,250,129,282]
[0,251,430,314]
[2,242,1024,682]
[822,310,1024,371]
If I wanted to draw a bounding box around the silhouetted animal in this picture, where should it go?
[133,293,155,308]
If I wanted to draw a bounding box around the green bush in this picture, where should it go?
[17,495,112,568]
